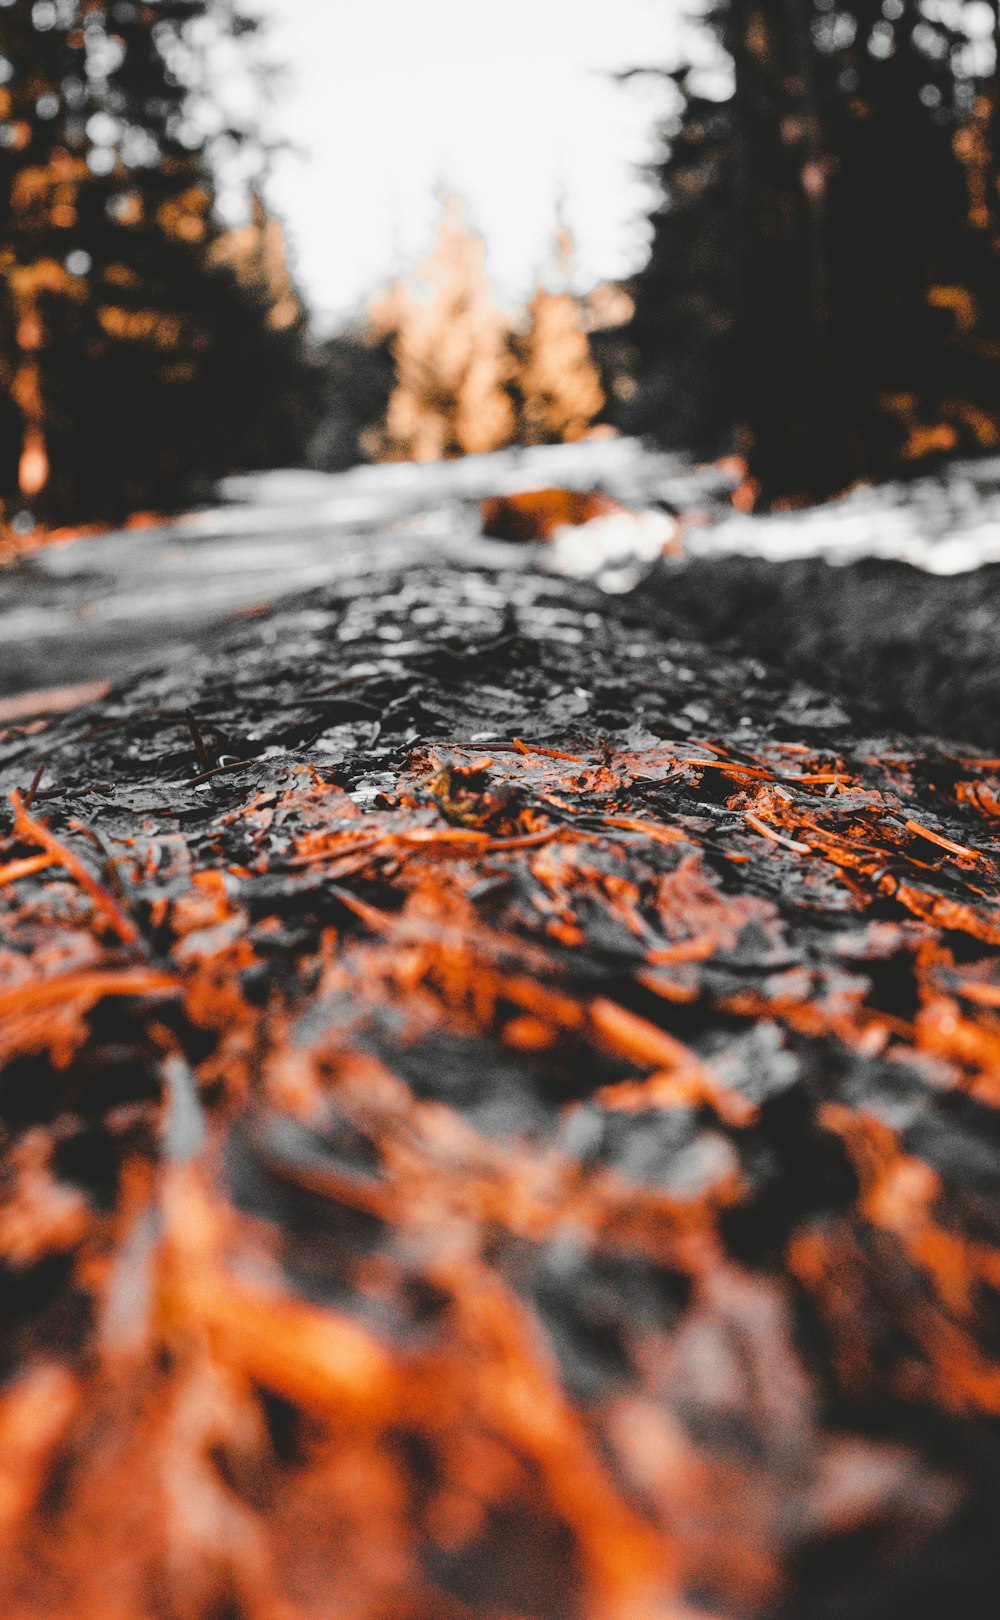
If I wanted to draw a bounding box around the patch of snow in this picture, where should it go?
[217,437,665,508]
[688,461,1000,576]
[547,507,678,592]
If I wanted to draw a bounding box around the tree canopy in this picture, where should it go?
[627,0,1000,504]
[0,0,315,530]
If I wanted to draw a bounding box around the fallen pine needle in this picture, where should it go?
[162,1260,400,1423]
[179,758,258,788]
[904,818,980,861]
[23,762,45,808]
[397,826,489,846]
[645,936,719,965]
[783,773,853,786]
[0,967,179,1024]
[396,826,557,853]
[512,738,586,763]
[328,886,397,933]
[601,816,687,846]
[0,852,57,887]
[743,812,812,854]
[682,757,767,779]
[957,981,1000,1009]
[9,789,142,946]
[484,828,559,852]
[588,997,755,1126]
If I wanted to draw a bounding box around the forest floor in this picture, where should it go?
[4,438,1000,748]
[0,439,713,707]
[2,447,1000,1618]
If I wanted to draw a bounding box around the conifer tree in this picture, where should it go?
[0,0,314,528]
[366,199,514,462]
[618,70,738,455]
[627,0,996,502]
[511,229,605,444]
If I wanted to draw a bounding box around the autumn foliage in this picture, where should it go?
[480,487,625,542]
[365,200,516,461]
[362,201,607,464]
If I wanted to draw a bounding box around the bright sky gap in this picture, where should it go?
[256,0,712,328]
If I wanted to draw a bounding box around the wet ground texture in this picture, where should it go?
[1,564,1000,1619]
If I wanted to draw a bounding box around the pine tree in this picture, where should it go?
[627,0,995,502]
[366,199,514,462]
[0,0,314,529]
[308,320,395,471]
[510,230,605,445]
[618,68,739,456]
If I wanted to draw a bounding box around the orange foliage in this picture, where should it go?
[17,426,48,498]
[209,195,304,335]
[512,232,605,444]
[364,204,608,463]
[366,200,515,462]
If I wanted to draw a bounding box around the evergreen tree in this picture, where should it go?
[619,68,739,456]
[627,0,997,503]
[366,199,515,462]
[363,207,615,464]
[510,229,605,444]
[0,0,314,529]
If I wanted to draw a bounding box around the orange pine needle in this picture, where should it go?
[743,812,812,854]
[0,968,179,1024]
[0,853,57,887]
[682,757,766,778]
[589,997,755,1125]
[9,789,142,946]
[601,816,687,846]
[512,738,586,763]
[904,818,980,861]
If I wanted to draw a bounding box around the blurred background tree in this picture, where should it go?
[624,0,1000,505]
[618,66,738,461]
[0,0,316,530]
[347,202,609,466]
[363,198,515,462]
[509,227,606,444]
[306,319,395,473]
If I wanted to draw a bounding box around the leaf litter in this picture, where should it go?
[0,564,999,1618]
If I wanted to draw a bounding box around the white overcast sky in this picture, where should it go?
[253,0,709,329]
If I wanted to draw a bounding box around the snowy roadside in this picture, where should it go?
[538,450,1000,585]
[686,455,1000,574]
[639,459,1000,753]
[527,449,1000,750]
